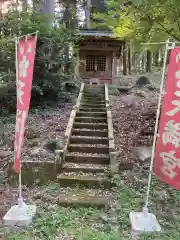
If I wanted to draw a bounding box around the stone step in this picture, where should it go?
[84,87,104,90]
[65,152,110,164]
[75,117,107,123]
[72,128,108,137]
[68,144,109,154]
[82,98,105,104]
[58,189,111,208]
[83,94,105,99]
[84,83,104,89]
[82,100,105,105]
[70,136,108,145]
[57,172,110,188]
[83,92,104,97]
[84,87,104,91]
[73,122,108,130]
[63,163,107,173]
[83,91,105,94]
[83,92,104,96]
[83,96,104,100]
[81,103,106,108]
[84,86,104,91]
[79,107,106,112]
[85,84,104,87]
[76,111,106,118]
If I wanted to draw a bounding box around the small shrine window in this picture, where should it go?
[97,56,106,71]
[86,55,96,72]
[86,55,106,72]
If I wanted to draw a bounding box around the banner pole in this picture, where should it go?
[15,37,18,87]
[141,41,180,45]
[3,34,37,227]
[144,39,174,209]
[15,36,23,207]
[130,39,176,233]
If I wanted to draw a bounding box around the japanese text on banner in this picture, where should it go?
[155,48,180,189]
[14,36,37,173]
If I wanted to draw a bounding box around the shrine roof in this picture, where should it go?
[78,29,115,38]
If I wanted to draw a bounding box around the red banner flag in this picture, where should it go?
[14,36,37,173]
[155,47,180,189]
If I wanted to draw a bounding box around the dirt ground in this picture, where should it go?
[0,102,73,227]
[1,72,180,239]
[110,74,180,239]
[0,73,159,220]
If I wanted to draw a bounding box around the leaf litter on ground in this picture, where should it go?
[1,73,180,239]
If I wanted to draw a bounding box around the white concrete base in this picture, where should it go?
[129,208,161,233]
[3,202,36,227]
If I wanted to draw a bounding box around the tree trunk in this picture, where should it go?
[160,47,164,67]
[154,50,159,67]
[141,53,146,72]
[146,50,152,72]
[0,3,2,16]
[123,42,127,75]
[63,0,77,29]
[128,42,132,75]
[134,53,138,72]
[131,41,135,71]
[84,0,90,28]
[33,0,37,10]
[21,0,28,11]
[39,0,55,25]
[167,49,171,65]
[15,0,19,11]
[40,0,55,14]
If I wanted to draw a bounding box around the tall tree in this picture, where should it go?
[146,50,152,72]
[21,0,28,11]
[39,0,55,15]
[122,42,127,75]
[62,0,77,29]
[93,0,180,74]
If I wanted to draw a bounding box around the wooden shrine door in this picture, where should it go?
[79,51,112,82]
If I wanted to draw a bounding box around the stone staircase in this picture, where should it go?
[57,84,114,207]
[11,84,120,207]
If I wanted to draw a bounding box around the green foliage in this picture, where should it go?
[0,9,79,112]
[44,139,59,152]
[94,0,180,51]
[8,203,119,240]
[6,174,180,239]
[76,230,119,240]
[116,174,180,239]
[0,82,17,114]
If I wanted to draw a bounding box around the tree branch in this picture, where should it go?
[131,3,180,41]
[157,22,180,41]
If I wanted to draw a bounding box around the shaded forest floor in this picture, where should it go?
[0,73,180,239]
[110,73,180,239]
[110,94,180,240]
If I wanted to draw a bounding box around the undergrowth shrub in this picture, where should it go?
[0,9,80,114]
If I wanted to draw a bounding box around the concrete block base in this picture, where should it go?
[129,208,161,233]
[3,202,36,227]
